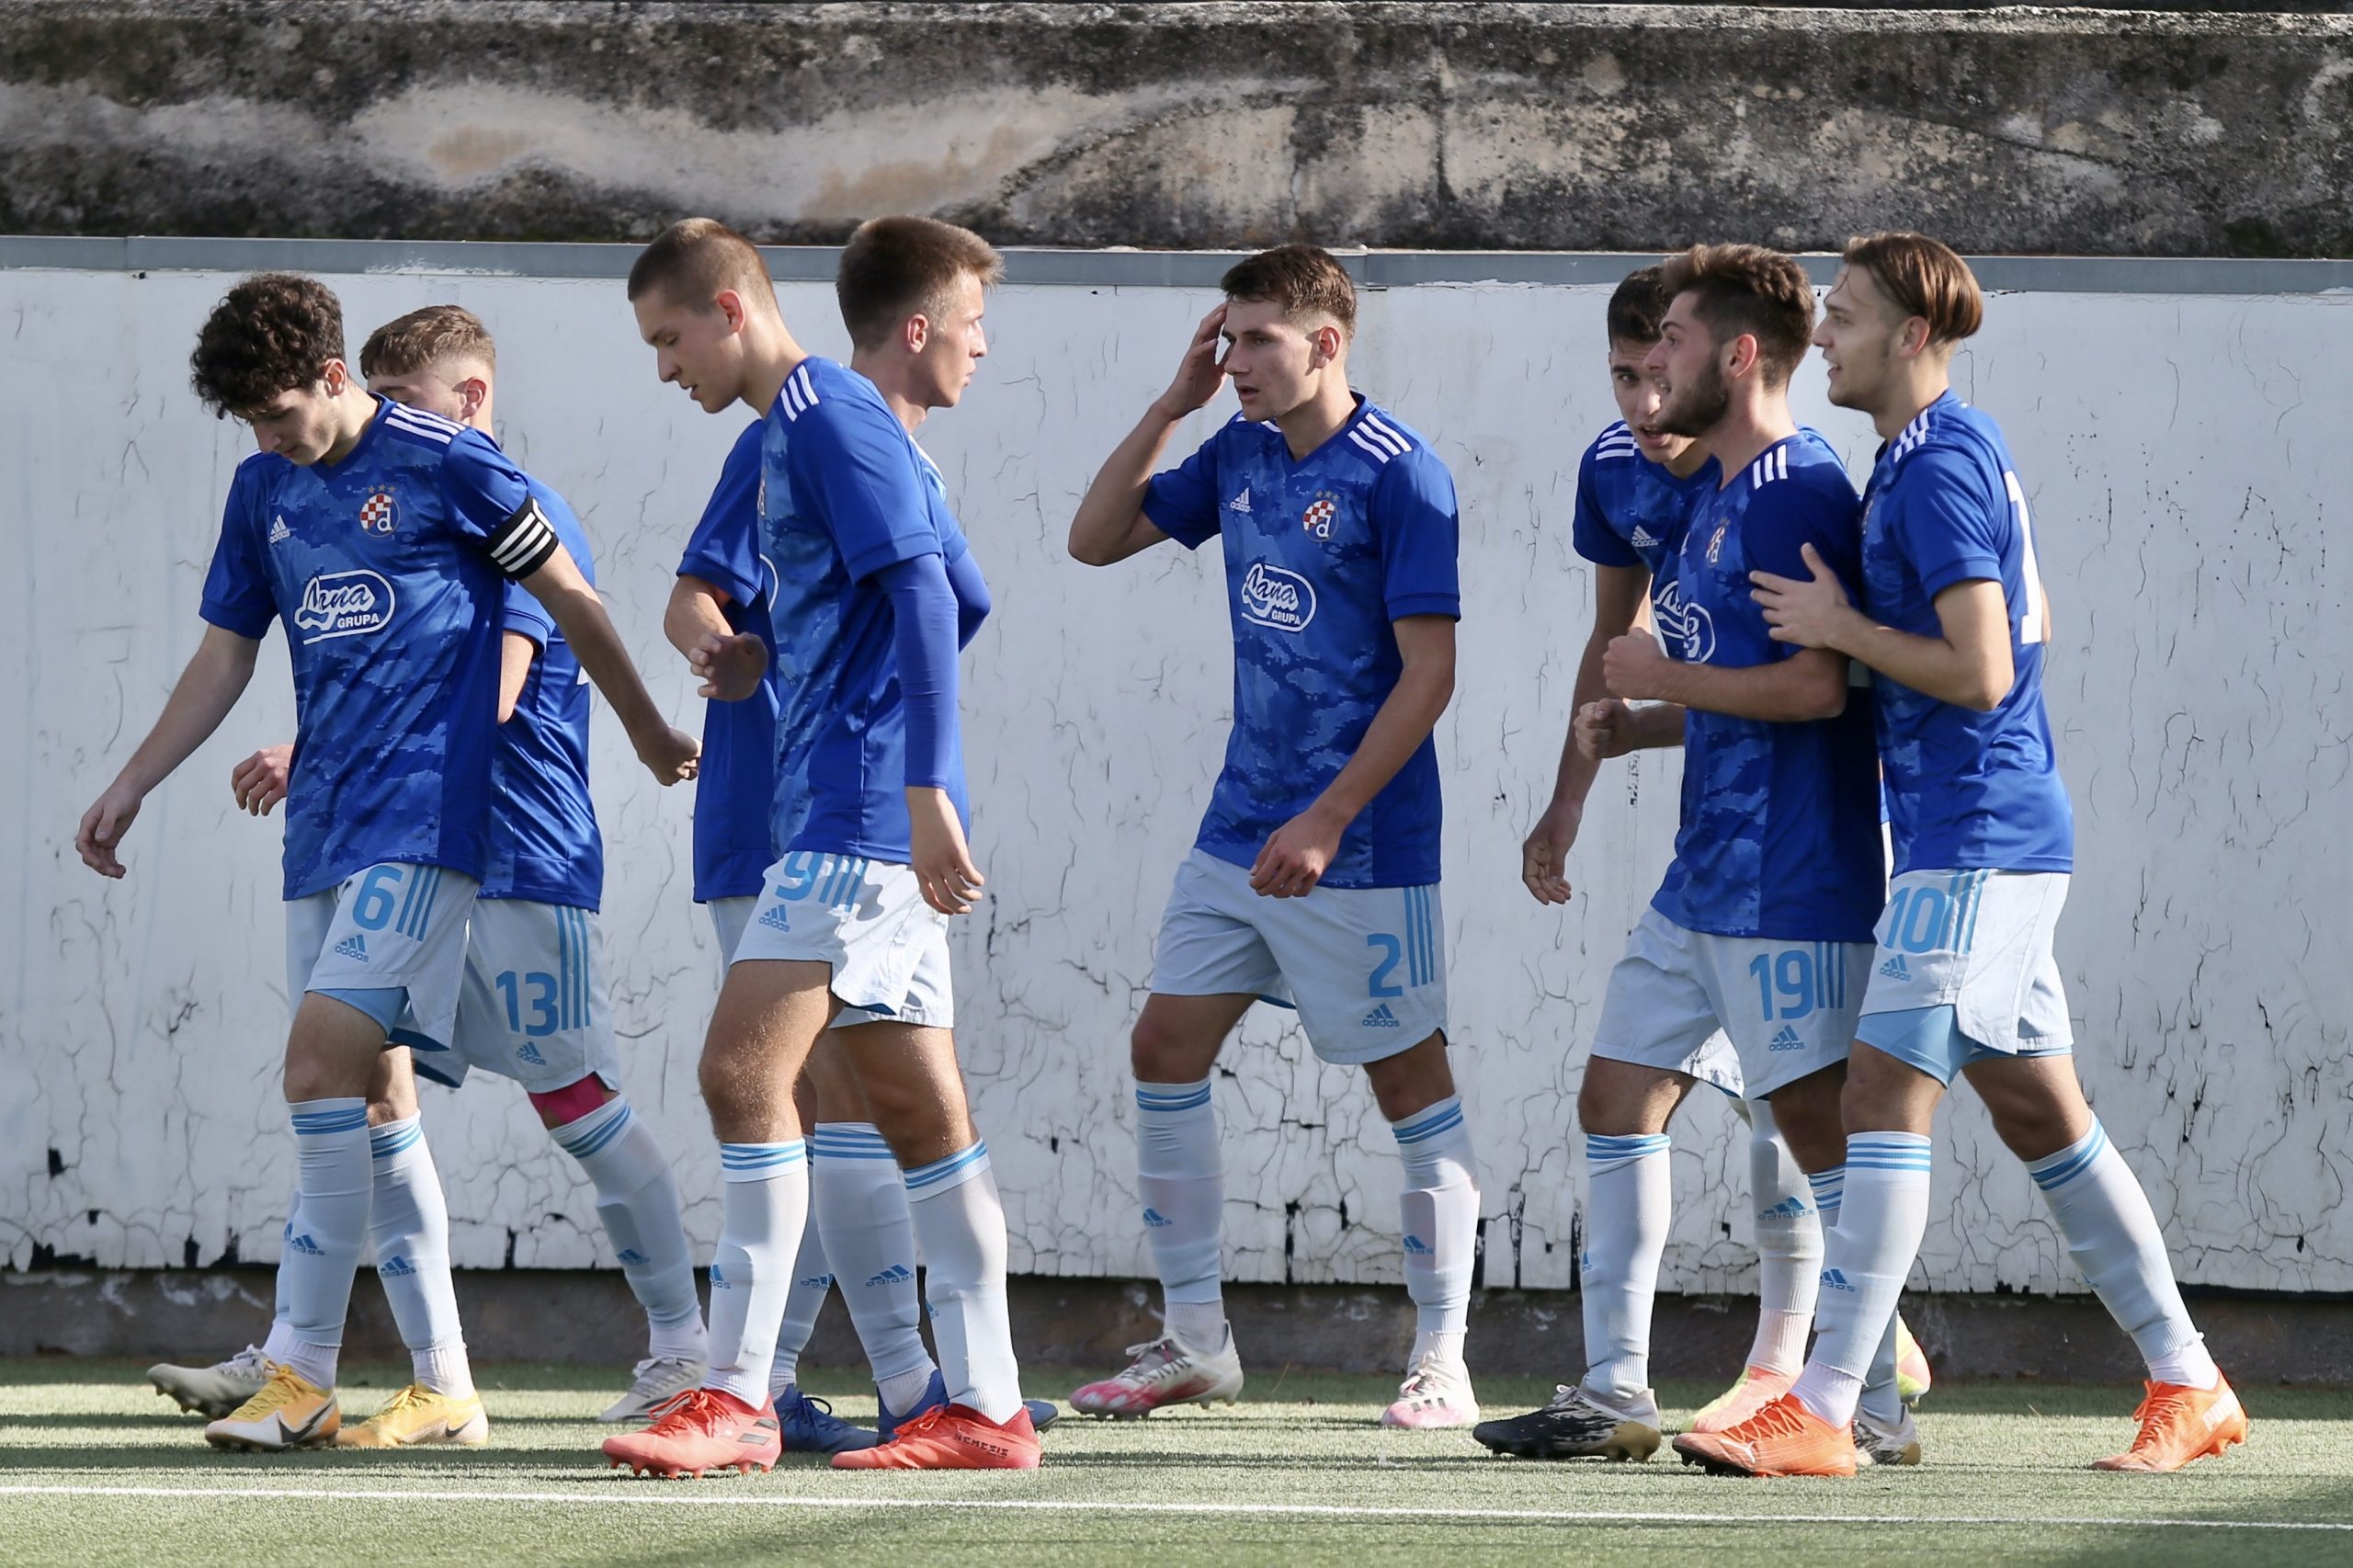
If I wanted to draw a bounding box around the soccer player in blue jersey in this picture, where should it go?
[145,307,712,1444]
[611,217,1039,1474]
[1065,244,1481,1429]
[1477,244,1887,1464]
[1682,233,2245,1478]
[75,275,698,1452]
[663,218,1055,1456]
[1519,264,1922,1438]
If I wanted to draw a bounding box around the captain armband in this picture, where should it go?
[484,495,562,580]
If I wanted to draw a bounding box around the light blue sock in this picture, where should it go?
[703,1140,807,1407]
[1392,1096,1479,1358]
[552,1096,707,1363]
[366,1117,472,1397]
[2029,1120,2218,1389]
[1135,1079,1224,1350]
[1792,1132,1930,1427]
[1579,1131,1671,1409]
[906,1141,1022,1424]
[274,1097,373,1389]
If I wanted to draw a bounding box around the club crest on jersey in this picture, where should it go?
[358,486,399,535]
[1302,492,1340,540]
[1240,561,1316,633]
[1652,580,1715,663]
[1705,520,1729,565]
[294,570,397,643]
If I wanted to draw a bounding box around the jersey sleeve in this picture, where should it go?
[1571,448,1643,568]
[1372,449,1463,621]
[1886,447,2008,600]
[438,429,561,580]
[1140,433,1224,551]
[677,421,767,608]
[501,577,554,649]
[787,396,940,582]
[198,460,277,638]
[1745,473,1864,662]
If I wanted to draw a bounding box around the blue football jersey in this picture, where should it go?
[1571,420,1719,580]
[1142,400,1461,889]
[1650,433,1884,942]
[678,420,783,903]
[1863,392,2073,874]
[757,358,972,862]
[199,397,556,899]
[480,477,602,911]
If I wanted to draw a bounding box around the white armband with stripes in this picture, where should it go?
[484,495,561,579]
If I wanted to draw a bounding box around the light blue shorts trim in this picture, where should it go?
[1856,1003,2074,1086]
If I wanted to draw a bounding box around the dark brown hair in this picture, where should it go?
[627,217,775,311]
[1605,264,1673,348]
[1841,232,1984,346]
[188,273,347,416]
[359,304,496,379]
[1656,244,1815,385]
[1219,244,1358,336]
[835,216,1004,351]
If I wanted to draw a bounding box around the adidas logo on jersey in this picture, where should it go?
[1142,1208,1174,1229]
[1879,954,1912,981]
[378,1255,417,1278]
[267,514,290,545]
[867,1264,914,1287]
[287,1233,326,1256]
[757,903,792,933]
[1228,486,1253,513]
[1362,1003,1402,1028]
[333,935,369,962]
[516,1042,547,1066]
[1629,525,1660,550]
[1403,1234,1435,1256]
[1768,1024,1806,1052]
[1762,1197,1811,1220]
[1820,1267,1856,1291]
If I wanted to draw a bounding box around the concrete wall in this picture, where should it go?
[4,244,2347,1309]
[4,3,2351,257]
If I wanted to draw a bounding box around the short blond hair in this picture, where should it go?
[359,304,495,379]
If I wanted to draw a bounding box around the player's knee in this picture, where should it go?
[1764,1084,1847,1172]
[1577,1058,1666,1136]
[1364,1031,1453,1122]
[1130,1009,1214,1083]
[528,1075,614,1130]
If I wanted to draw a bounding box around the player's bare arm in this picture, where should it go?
[1251,614,1455,900]
[1067,304,1228,565]
[1749,543,2015,711]
[75,624,262,877]
[907,785,985,918]
[664,574,767,701]
[1602,623,1848,722]
[1523,561,1651,904]
[517,543,700,782]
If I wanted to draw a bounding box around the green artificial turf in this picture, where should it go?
[1,1360,2347,1566]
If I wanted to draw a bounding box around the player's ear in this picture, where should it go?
[714,289,747,335]
[459,377,489,421]
[321,359,349,396]
[1901,316,1933,359]
[904,312,930,356]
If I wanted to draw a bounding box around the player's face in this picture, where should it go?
[1220,299,1328,422]
[634,290,746,414]
[1814,267,1902,415]
[1644,295,1731,438]
[242,369,348,465]
[912,272,988,411]
[1608,337,1692,466]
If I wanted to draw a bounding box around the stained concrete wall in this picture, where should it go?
[5,245,2348,1314]
[3,2,2351,256]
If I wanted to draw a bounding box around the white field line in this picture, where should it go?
[0,1484,2347,1532]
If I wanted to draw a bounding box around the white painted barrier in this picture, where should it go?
[4,249,2346,1304]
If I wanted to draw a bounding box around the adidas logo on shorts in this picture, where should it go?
[288,1233,326,1256]
[333,935,369,962]
[798,1273,835,1290]
[757,903,792,933]
[517,1042,547,1065]
[1762,1197,1810,1220]
[378,1255,416,1277]
[710,1264,730,1288]
[1768,1024,1805,1051]
[868,1264,914,1287]
[1879,954,1912,981]
[1820,1267,1856,1291]
[1362,1003,1402,1028]
[1142,1208,1173,1228]
[1403,1234,1435,1256]
[616,1248,648,1266]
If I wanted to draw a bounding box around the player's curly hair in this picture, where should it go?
[836,216,1004,352]
[1606,264,1673,347]
[1221,244,1358,337]
[1842,233,1984,347]
[360,304,497,380]
[188,272,347,417]
[1656,244,1815,387]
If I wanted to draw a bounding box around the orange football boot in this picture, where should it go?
[1689,1365,1798,1434]
[831,1402,1040,1471]
[1672,1392,1857,1478]
[601,1388,780,1478]
[2092,1376,2248,1472]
